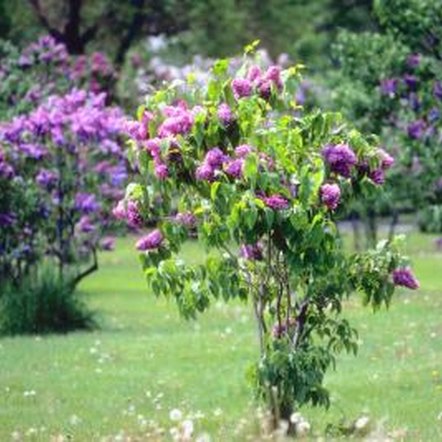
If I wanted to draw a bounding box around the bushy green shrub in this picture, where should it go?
[0,268,95,335]
[329,0,442,240]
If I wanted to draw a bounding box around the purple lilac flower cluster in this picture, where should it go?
[136,229,164,251]
[71,51,117,94]
[320,184,341,210]
[232,65,283,100]
[322,144,357,178]
[392,267,420,289]
[18,35,68,68]
[195,146,250,182]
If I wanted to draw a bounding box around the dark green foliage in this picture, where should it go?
[0,269,95,335]
[1,0,377,68]
[418,205,442,233]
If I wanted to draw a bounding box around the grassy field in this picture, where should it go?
[0,232,441,441]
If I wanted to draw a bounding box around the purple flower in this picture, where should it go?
[232,78,252,99]
[246,65,262,82]
[407,53,421,68]
[158,107,193,138]
[125,120,144,141]
[0,212,16,227]
[195,163,215,181]
[0,161,14,179]
[377,149,395,170]
[126,200,143,227]
[217,103,234,126]
[36,169,58,189]
[100,236,115,251]
[234,144,253,158]
[204,147,226,168]
[224,159,243,178]
[428,107,440,123]
[76,216,96,233]
[136,229,164,251]
[112,200,126,220]
[264,65,283,89]
[380,78,397,96]
[263,194,289,210]
[20,143,47,160]
[403,74,418,90]
[175,211,197,227]
[145,138,161,159]
[407,120,426,139]
[240,243,263,260]
[408,92,421,111]
[435,237,442,250]
[75,193,100,214]
[368,168,385,185]
[257,80,272,99]
[154,161,169,180]
[392,267,419,289]
[320,183,341,210]
[322,144,357,177]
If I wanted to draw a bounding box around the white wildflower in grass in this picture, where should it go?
[213,408,223,417]
[196,433,211,442]
[26,427,37,436]
[354,415,370,431]
[169,408,183,421]
[69,414,81,426]
[296,419,311,436]
[11,431,21,441]
[193,410,205,419]
[23,389,36,397]
[170,426,179,441]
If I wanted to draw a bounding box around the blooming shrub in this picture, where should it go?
[330,1,442,239]
[0,89,127,289]
[0,35,116,120]
[122,50,418,430]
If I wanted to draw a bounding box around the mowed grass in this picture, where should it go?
[0,232,441,441]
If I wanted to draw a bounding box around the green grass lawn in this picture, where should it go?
[0,232,441,441]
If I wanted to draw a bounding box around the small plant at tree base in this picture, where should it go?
[0,267,95,335]
[121,47,418,434]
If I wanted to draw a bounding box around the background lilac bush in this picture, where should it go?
[329,0,442,242]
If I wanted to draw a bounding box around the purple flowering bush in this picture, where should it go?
[122,50,418,431]
[331,1,442,240]
[0,89,127,291]
[0,35,116,120]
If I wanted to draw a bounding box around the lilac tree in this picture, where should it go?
[0,89,127,288]
[120,52,418,432]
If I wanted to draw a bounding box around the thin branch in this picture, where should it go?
[115,0,146,66]
[71,247,98,289]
